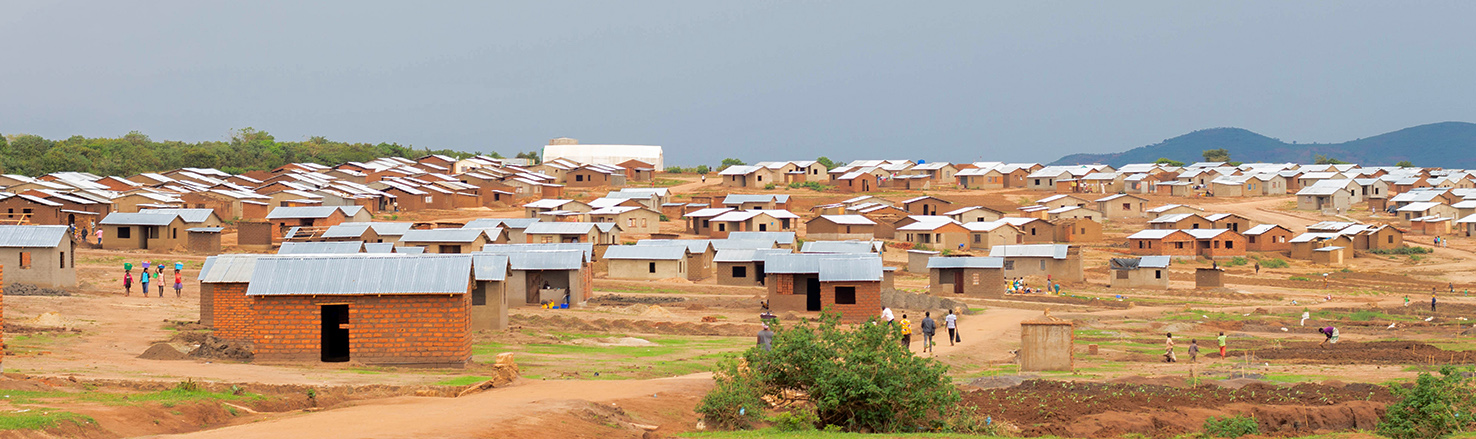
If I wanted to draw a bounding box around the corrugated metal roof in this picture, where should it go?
[99,212,178,226]
[726,231,796,245]
[1139,256,1172,268]
[396,246,426,254]
[713,248,790,263]
[400,228,491,244]
[525,222,598,235]
[818,257,883,282]
[815,215,876,226]
[246,254,473,296]
[198,254,259,283]
[139,208,216,223]
[186,227,224,233]
[480,243,595,260]
[0,225,68,248]
[990,244,1070,259]
[464,218,540,229]
[710,239,778,250]
[481,250,586,270]
[472,253,509,281]
[603,245,687,260]
[264,206,359,220]
[635,239,714,253]
[362,242,395,253]
[321,223,372,239]
[800,241,882,254]
[926,257,1004,269]
[278,241,364,254]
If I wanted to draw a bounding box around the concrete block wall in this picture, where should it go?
[252,294,471,367]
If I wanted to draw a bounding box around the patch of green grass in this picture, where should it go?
[0,386,262,406]
[1289,276,1313,281]
[682,429,986,438]
[0,409,94,431]
[472,335,749,380]
[434,376,493,386]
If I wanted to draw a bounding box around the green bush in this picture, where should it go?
[770,407,820,432]
[1289,276,1312,281]
[739,311,960,433]
[787,181,831,191]
[1204,415,1260,438]
[1370,246,1434,255]
[695,358,767,430]
[1223,257,1248,267]
[1378,366,1476,439]
[1260,258,1289,269]
[763,183,777,190]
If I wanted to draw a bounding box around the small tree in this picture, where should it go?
[720,158,746,170]
[1396,160,1415,168]
[696,165,711,174]
[1315,154,1349,165]
[1378,366,1475,439]
[817,156,839,170]
[1202,148,1230,163]
[1155,157,1185,167]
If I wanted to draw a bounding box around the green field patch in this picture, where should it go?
[0,409,94,431]
[472,335,747,380]
[683,428,987,438]
[434,376,493,386]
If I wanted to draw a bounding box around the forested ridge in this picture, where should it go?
[0,128,479,177]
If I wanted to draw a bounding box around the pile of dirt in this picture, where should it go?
[1254,340,1476,365]
[4,323,80,335]
[639,305,676,319]
[590,294,686,306]
[188,335,254,362]
[3,283,70,296]
[962,380,1395,437]
[138,343,189,360]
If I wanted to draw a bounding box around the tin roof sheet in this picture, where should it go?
[602,245,687,260]
[362,242,396,253]
[479,249,586,270]
[472,253,509,281]
[926,257,1004,269]
[0,225,68,248]
[800,240,883,254]
[989,244,1070,259]
[187,227,224,233]
[246,254,473,296]
[480,243,595,260]
[400,228,493,244]
[139,208,217,223]
[463,218,540,229]
[198,254,260,283]
[277,241,364,254]
[818,257,883,282]
[99,212,178,226]
[726,231,796,245]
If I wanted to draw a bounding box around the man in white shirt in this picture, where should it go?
[945,310,958,346]
[880,306,894,323]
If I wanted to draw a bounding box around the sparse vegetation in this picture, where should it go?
[1378,366,1475,439]
[1204,415,1259,438]
[1369,246,1433,255]
[1259,258,1290,269]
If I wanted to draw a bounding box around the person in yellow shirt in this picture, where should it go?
[899,314,912,349]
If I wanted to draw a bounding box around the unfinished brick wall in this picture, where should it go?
[252,293,471,367]
[211,282,254,342]
[822,282,880,323]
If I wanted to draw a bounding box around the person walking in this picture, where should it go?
[899,314,912,349]
[1432,294,1438,313]
[139,268,150,298]
[95,229,103,246]
[920,312,936,353]
[1163,333,1177,363]
[1217,332,1228,358]
[1319,326,1339,348]
[123,270,133,296]
[173,270,184,298]
[156,264,166,297]
[756,324,774,351]
[880,306,894,323]
[1254,262,1260,274]
[1188,339,1200,362]
[1404,295,1410,307]
[945,309,958,346]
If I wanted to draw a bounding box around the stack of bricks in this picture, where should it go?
[252,294,471,367]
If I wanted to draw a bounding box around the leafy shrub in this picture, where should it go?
[1260,258,1289,269]
[1370,246,1434,255]
[696,358,767,430]
[1222,257,1248,267]
[763,183,777,190]
[738,311,960,433]
[935,404,998,434]
[770,407,820,432]
[1204,415,1259,438]
[1412,255,1425,262]
[1289,276,1312,281]
[1378,366,1476,439]
[787,181,831,191]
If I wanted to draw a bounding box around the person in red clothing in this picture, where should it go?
[173,270,184,298]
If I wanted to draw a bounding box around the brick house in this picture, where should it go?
[1035,194,1091,210]
[944,206,1005,224]
[588,206,662,235]
[242,254,475,367]
[265,206,371,238]
[764,253,884,323]
[0,225,75,288]
[399,228,506,253]
[523,199,591,218]
[997,217,1056,244]
[713,248,789,287]
[635,240,717,280]
[1204,213,1254,234]
[683,207,734,235]
[566,164,627,188]
[834,167,888,193]
[1185,229,1247,259]
[1126,229,1197,257]
[964,220,1022,250]
[927,257,1005,298]
[1290,233,1355,260]
[616,159,656,182]
[896,217,971,251]
[988,244,1083,282]
[721,194,790,211]
[1146,204,1204,218]
[1053,218,1103,243]
[717,165,774,188]
[100,210,223,251]
[1243,224,1293,252]
[1149,213,1210,230]
[1047,206,1101,222]
[603,245,696,281]
[480,248,593,308]
[1094,194,1148,219]
[1108,256,1170,289]
[523,222,620,244]
[805,215,877,241]
[706,210,798,239]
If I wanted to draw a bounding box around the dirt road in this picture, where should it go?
[149,374,714,439]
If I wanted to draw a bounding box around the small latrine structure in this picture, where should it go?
[1020,312,1074,371]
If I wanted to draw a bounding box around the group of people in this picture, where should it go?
[123,261,184,298]
[1008,277,1061,295]
[68,221,104,246]
[1433,236,1450,248]
[1163,332,1229,362]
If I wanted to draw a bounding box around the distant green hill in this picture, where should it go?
[1051,122,1476,168]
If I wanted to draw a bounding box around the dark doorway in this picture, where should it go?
[953,270,964,294]
[755,262,766,286]
[805,277,822,311]
[321,304,350,362]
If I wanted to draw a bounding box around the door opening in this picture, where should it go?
[953,270,964,294]
[805,277,822,311]
[321,304,350,362]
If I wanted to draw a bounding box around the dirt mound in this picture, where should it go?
[963,380,1395,437]
[591,294,686,305]
[1254,340,1476,365]
[4,323,80,335]
[639,305,676,319]
[188,335,254,362]
[4,283,70,296]
[138,343,189,360]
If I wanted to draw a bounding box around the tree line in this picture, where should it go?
[0,128,482,177]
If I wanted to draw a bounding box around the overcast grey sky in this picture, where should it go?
[3,1,1473,166]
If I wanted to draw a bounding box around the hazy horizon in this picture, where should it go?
[3,2,1474,166]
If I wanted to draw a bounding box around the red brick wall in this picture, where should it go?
[211,283,255,342]
[252,293,471,367]
[822,282,880,323]
[1,264,6,368]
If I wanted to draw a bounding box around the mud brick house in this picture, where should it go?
[1182,229,1246,259]
[721,194,790,211]
[399,228,507,253]
[1036,194,1091,210]
[464,218,539,244]
[713,248,789,287]
[1397,202,1457,225]
[705,210,798,239]
[265,206,370,238]
[0,225,74,288]
[1108,256,1170,289]
[1341,224,1405,251]
[197,254,257,332]
[1046,206,1101,222]
[616,159,656,182]
[683,207,733,235]
[726,231,796,249]
[897,217,970,251]
[1289,233,1355,260]
[478,249,592,308]
[186,227,223,254]
[99,210,221,251]
[1205,213,1254,233]
[244,254,476,367]
[588,206,662,235]
[927,256,1005,298]
[944,206,1005,224]
[1458,214,1476,237]
[1053,218,1103,243]
[901,196,953,216]
[180,189,271,221]
[1094,194,1148,219]
[603,245,696,281]
[964,220,1022,250]
[0,191,111,226]
[834,167,888,193]
[997,218,1056,244]
[1243,224,1294,252]
[523,222,620,244]
[1127,229,1197,257]
[566,164,627,188]
[470,253,510,331]
[718,165,775,188]
[989,244,1083,282]
[763,253,884,323]
[805,215,877,241]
